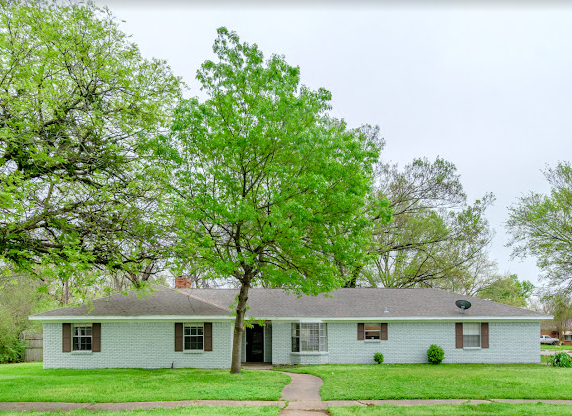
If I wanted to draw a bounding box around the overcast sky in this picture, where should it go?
[98,1,572,288]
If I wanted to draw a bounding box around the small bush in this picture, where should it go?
[549,352,572,368]
[427,344,445,364]
[373,352,384,364]
[0,337,26,363]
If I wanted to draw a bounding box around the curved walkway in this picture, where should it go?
[278,371,328,415]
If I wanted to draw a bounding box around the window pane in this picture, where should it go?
[184,327,190,336]
[72,326,92,351]
[365,331,380,340]
[197,327,203,336]
[184,338,191,350]
[463,323,480,336]
[464,335,480,348]
[364,323,380,331]
[292,323,327,352]
[292,336,299,352]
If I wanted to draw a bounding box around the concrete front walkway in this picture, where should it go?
[4,398,572,413]
[0,401,286,412]
[278,371,327,415]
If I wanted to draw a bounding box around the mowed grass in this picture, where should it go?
[0,363,289,402]
[0,408,279,416]
[329,403,572,416]
[541,344,572,350]
[281,364,572,400]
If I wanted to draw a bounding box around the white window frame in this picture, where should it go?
[72,324,92,351]
[291,323,327,352]
[463,322,481,349]
[184,323,204,351]
[565,334,572,341]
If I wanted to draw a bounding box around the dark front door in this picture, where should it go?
[246,325,264,362]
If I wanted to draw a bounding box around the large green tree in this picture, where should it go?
[155,28,387,373]
[507,162,572,292]
[0,1,181,283]
[476,274,534,307]
[363,157,495,290]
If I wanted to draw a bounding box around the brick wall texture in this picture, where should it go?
[43,320,540,368]
[43,322,232,369]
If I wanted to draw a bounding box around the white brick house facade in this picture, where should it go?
[31,287,548,369]
[43,321,233,369]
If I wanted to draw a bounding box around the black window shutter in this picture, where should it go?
[481,323,489,349]
[175,323,183,351]
[62,323,71,352]
[380,323,388,340]
[455,323,463,349]
[204,323,213,351]
[92,323,101,352]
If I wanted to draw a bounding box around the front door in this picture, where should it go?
[246,324,264,362]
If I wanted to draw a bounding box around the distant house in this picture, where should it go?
[30,285,550,369]
[541,322,572,345]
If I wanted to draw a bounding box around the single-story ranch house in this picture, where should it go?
[29,285,550,369]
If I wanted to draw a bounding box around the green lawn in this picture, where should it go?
[541,344,572,350]
[280,364,572,400]
[329,403,572,416]
[0,363,289,402]
[0,409,279,416]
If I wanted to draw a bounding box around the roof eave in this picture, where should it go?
[29,314,552,322]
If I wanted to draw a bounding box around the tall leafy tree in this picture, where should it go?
[155,28,387,373]
[363,157,495,289]
[0,1,181,283]
[476,274,534,307]
[507,162,572,292]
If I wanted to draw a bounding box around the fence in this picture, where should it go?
[21,333,43,362]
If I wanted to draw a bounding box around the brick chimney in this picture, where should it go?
[174,276,192,289]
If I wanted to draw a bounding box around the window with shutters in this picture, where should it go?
[463,322,481,348]
[291,323,327,352]
[184,324,203,350]
[72,324,92,351]
[358,323,388,341]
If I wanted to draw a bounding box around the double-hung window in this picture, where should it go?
[463,322,481,348]
[291,323,327,352]
[184,324,204,351]
[72,324,92,351]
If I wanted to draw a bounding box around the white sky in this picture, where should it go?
[98,1,572,288]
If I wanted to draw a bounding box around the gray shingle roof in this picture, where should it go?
[30,286,548,319]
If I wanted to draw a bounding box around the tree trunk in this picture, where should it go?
[230,280,251,374]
